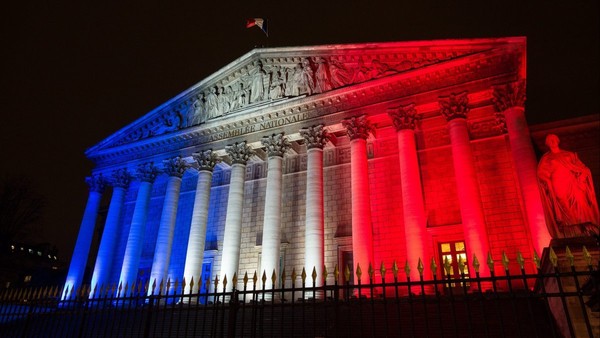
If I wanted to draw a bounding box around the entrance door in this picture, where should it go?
[438,240,469,289]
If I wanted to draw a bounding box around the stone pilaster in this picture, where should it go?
[259,133,291,290]
[63,174,106,299]
[90,169,131,294]
[183,150,220,296]
[493,80,551,254]
[149,157,188,293]
[118,163,159,293]
[388,104,430,281]
[220,141,254,290]
[300,125,329,295]
[342,115,375,287]
[440,93,490,278]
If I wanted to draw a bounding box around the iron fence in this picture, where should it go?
[1,247,598,337]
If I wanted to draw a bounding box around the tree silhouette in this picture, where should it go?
[0,176,44,246]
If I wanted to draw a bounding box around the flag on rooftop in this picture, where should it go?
[246,18,268,37]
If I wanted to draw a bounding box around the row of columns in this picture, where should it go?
[64,81,550,297]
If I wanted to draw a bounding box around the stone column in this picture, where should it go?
[220,141,253,290]
[300,125,329,294]
[90,169,130,293]
[388,104,431,280]
[118,162,159,292]
[260,133,291,290]
[342,115,375,287]
[440,92,490,277]
[63,174,105,299]
[493,80,551,254]
[149,157,188,293]
[183,150,219,295]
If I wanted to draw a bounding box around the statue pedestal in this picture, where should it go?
[540,236,599,338]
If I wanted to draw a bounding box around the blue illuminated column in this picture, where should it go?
[89,168,130,295]
[260,133,290,291]
[148,157,188,294]
[300,125,328,298]
[183,150,219,296]
[118,162,158,294]
[220,141,253,291]
[63,174,106,300]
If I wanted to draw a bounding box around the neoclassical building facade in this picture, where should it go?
[65,37,565,296]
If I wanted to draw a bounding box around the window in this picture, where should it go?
[439,240,469,287]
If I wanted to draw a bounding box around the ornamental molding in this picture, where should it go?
[492,80,526,112]
[86,39,524,167]
[136,162,159,183]
[85,174,106,193]
[342,115,375,141]
[192,150,220,172]
[226,141,254,165]
[261,133,291,157]
[439,91,470,121]
[110,168,131,188]
[388,103,420,131]
[299,124,330,150]
[162,156,189,178]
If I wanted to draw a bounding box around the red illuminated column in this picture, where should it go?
[388,104,431,280]
[260,133,290,291]
[148,157,188,295]
[440,92,490,277]
[90,169,130,295]
[300,125,329,296]
[493,81,551,254]
[342,115,375,287]
[182,150,219,296]
[118,163,159,293]
[63,174,105,299]
[220,141,253,291]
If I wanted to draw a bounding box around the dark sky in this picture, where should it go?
[1,1,598,262]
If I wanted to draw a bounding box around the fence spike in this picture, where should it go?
[130,282,136,296]
[291,268,297,283]
[334,264,340,281]
[565,246,574,267]
[311,266,317,283]
[356,263,362,280]
[582,246,592,266]
[516,251,525,269]
[205,277,210,292]
[214,275,220,289]
[253,271,258,285]
[380,262,387,278]
[182,277,187,293]
[189,276,194,293]
[501,252,510,271]
[404,260,410,276]
[417,258,424,277]
[223,275,228,291]
[323,265,328,281]
[281,268,286,285]
[344,264,351,283]
[158,280,164,295]
[392,261,399,279]
[472,254,480,273]
[487,252,494,273]
[430,257,438,274]
[174,279,179,294]
[166,278,171,294]
[272,270,278,286]
[242,272,248,288]
[301,267,307,284]
[443,256,452,276]
[549,247,558,267]
[458,256,467,275]
[533,250,541,269]
[117,282,123,297]
[232,272,238,288]
[368,263,375,279]
[262,271,267,285]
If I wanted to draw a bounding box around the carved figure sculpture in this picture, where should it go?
[537,134,600,238]
[217,86,229,115]
[225,86,237,112]
[249,61,267,103]
[204,87,219,119]
[268,66,284,100]
[313,56,332,93]
[329,58,351,88]
[188,93,205,126]
[300,58,315,95]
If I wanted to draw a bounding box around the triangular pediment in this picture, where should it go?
[87,37,525,159]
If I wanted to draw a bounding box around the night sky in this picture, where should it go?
[1,1,598,263]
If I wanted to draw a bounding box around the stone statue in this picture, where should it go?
[249,61,267,104]
[300,58,315,95]
[313,56,332,94]
[537,134,600,238]
[187,93,205,126]
[268,66,284,100]
[204,87,219,119]
[329,58,351,88]
[217,86,229,115]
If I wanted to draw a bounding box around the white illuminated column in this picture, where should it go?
[182,150,219,296]
[342,115,375,287]
[300,125,328,297]
[388,104,431,281]
[440,92,490,277]
[220,141,253,291]
[90,169,130,295]
[148,157,188,295]
[260,133,290,290]
[493,81,551,254]
[63,174,105,299]
[118,162,158,294]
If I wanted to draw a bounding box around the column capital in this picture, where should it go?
[226,141,254,165]
[342,115,375,141]
[261,133,291,157]
[85,174,106,193]
[388,103,420,131]
[136,162,159,183]
[192,150,220,172]
[492,80,526,112]
[162,156,189,178]
[111,168,131,189]
[300,124,330,150]
[439,91,469,121]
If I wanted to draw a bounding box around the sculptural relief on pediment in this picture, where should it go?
[114,49,473,147]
